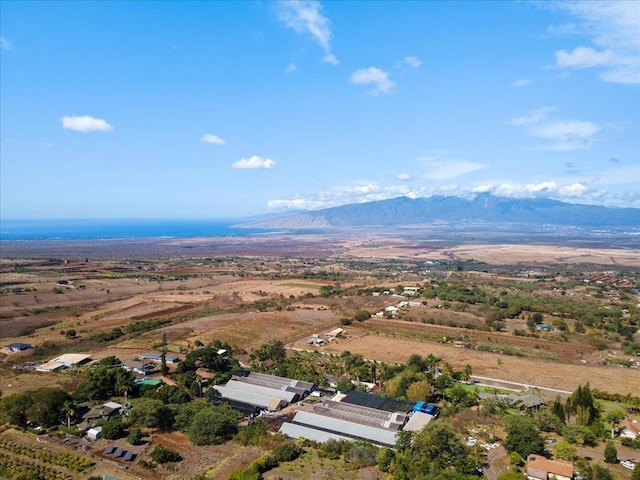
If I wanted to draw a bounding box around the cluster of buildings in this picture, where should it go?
[280,391,440,448]
[210,370,442,449]
[35,353,92,372]
[212,371,314,413]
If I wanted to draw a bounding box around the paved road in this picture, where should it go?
[470,374,573,396]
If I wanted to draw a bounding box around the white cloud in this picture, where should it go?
[478,181,589,200]
[350,67,394,95]
[402,56,422,68]
[61,115,114,132]
[201,133,226,145]
[285,62,297,73]
[0,36,11,50]
[510,107,600,150]
[322,53,339,65]
[278,0,332,50]
[267,173,640,211]
[529,120,601,150]
[508,106,555,126]
[554,47,618,69]
[396,172,412,181]
[232,155,275,169]
[510,78,531,87]
[546,1,640,83]
[267,182,428,210]
[418,156,488,180]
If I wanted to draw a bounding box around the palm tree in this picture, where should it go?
[62,400,75,429]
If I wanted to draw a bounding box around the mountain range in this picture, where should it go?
[244,194,639,231]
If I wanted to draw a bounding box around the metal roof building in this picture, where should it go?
[341,390,414,413]
[313,400,407,430]
[239,372,315,395]
[139,352,180,363]
[212,386,287,410]
[209,396,262,418]
[279,422,351,443]
[224,380,298,403]
[403,412,434,432]
[291,410,398,447]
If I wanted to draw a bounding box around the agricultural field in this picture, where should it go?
[0,234,639,479]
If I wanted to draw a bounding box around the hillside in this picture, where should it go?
[244,194,640,230]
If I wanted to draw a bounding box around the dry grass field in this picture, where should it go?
[1,234,638,479]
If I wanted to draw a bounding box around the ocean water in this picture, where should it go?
[0,219,277,240]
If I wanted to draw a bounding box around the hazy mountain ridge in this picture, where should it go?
[244,194,639,230]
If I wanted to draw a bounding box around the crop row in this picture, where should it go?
[0,451,73,480]
[0,439,93,472]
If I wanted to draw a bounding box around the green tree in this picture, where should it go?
[405,380,432,402]
[632,461,640,480]
[551,395,566,423]
[446,385,478,408]
[504,415,545,457]
[0,392,33,428]
[150,445,182,463]
[562,424,597,446]
[29,387,71,427]
[101,416,125,440]
[353,310,371,322]
[62,399,76,429]
[565,383,597,426]
[603,441,617,463]
[553,441,577,461]
[173,400,211,431]
[128,398,174,431]
[186,405,239,445]
[127,427,143,445]
[74,357,135,402]
[234,418,270,446]
[591,465,614,480]
[378,448,395,472]
[497,473,527,480]
[412,421,468,471]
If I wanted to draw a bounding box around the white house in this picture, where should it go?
[620,420,640,440]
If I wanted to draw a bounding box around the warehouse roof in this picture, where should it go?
[225,379,297,403]
[341,390,414,413]
[213,386,287,410]
[292,410,397,447]
[280,422,351,443]
[403,412,434,432]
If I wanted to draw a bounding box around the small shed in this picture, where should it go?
[86,426,102,441]
[326,328,344,339]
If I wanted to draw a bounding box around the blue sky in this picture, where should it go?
[1,1,639,219]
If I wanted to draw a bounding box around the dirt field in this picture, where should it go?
[316,321,639,397]
[1,234,639,479]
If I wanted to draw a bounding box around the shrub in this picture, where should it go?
[127,427,143,445]
[150,445,182,463]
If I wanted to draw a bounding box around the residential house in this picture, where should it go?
[77,401,123,431]
[139,352,180,363]
[526,454,573,480]
[5,343,32,352]
[620,419,640,440]
[122,359,155,376]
